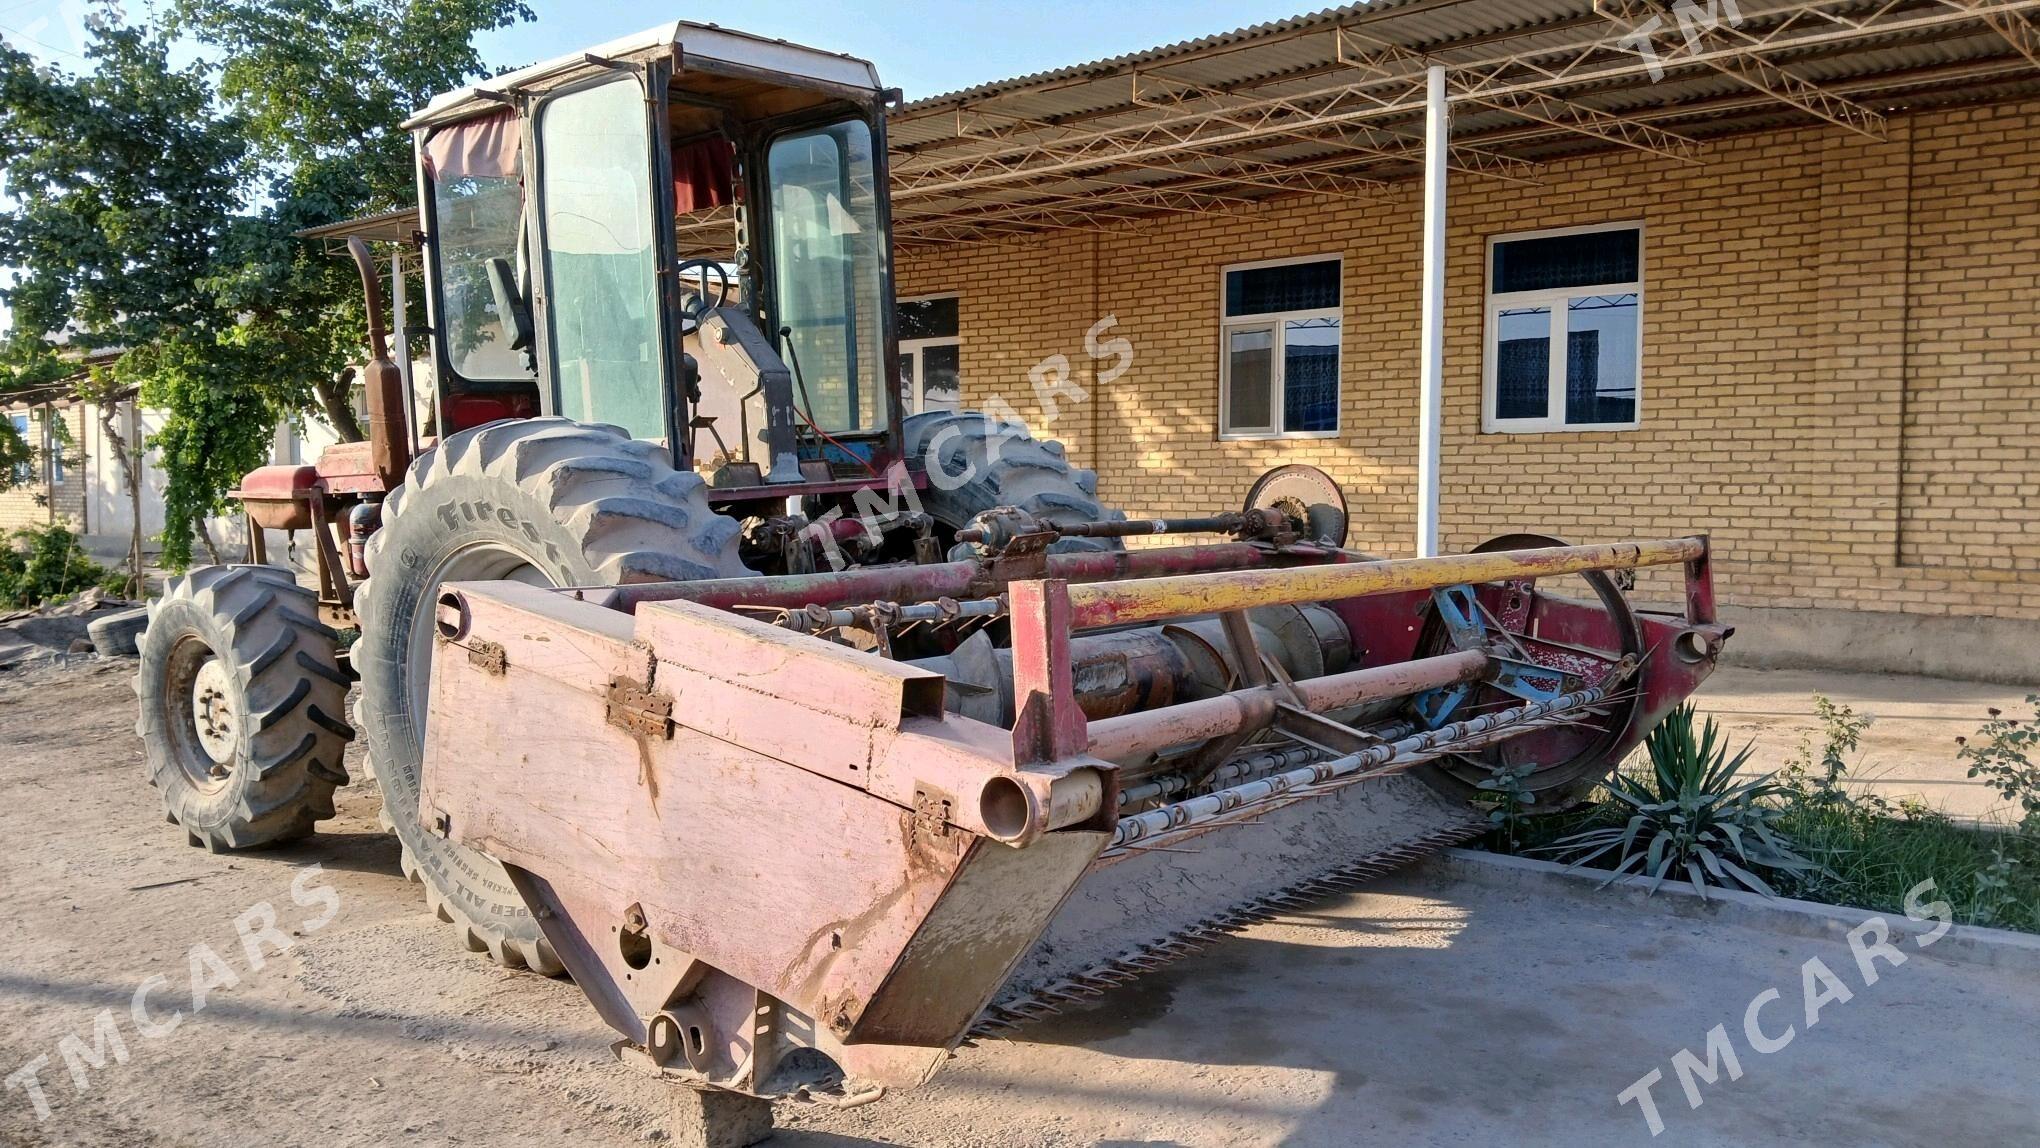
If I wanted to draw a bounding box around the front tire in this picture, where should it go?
[134,565,353,851]
[353,418,748,974]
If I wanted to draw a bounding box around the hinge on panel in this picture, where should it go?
[467,639,507,676]
[607,674,675,739]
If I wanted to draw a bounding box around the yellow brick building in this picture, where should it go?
[0,402,88,536]
[886,4,2040,681]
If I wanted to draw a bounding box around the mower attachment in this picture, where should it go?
[417,533,1727,1101]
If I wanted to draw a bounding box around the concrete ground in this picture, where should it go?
[4,659,2035,1147]
[1694,666,2035,823]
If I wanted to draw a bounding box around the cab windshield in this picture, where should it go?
[766,118,887,434]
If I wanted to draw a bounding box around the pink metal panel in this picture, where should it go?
[1008,580,1087,765]
[420,581,1112,1057]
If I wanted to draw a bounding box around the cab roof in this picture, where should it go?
[406,21,883,129]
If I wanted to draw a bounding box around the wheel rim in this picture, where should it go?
[403,543,553,740]
[164,635,237,793]
[191,657,238,765]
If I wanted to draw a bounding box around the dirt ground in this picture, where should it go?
[3,659,2035,1147]
[1697,666,2034,822]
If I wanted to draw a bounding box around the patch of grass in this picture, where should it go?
[1777,801,2040,932]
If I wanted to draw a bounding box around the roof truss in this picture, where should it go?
[889,0,2040,247]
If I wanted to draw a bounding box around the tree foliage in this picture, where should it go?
[0,24,245,350]
[0,1,530,565]
[0,20,250,523]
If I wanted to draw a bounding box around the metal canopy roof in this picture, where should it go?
[294,205,420,245]
[886,0,2040,247]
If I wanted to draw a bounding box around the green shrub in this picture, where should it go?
[1474,762,1539,853]
[1957,696,2040,828]
[0,524,113,609]
[1780,693,1870,808]
[1492,693,2040,932]
[1538,703,1820,897]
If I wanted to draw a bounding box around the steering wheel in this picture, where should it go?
[674,258,731,323]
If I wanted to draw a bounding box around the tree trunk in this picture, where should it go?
[196,518,224,566]
[91,391,145,599]
[315,367,366,443]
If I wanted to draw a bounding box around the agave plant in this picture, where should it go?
[1539,703,1820,898]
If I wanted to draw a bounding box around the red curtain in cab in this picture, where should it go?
[674,137,735,213]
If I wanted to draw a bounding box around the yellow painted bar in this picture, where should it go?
[1067,538,1708,629]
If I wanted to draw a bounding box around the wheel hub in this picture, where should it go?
[190,657,238,772]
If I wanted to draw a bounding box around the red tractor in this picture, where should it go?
[133,23,1134,971]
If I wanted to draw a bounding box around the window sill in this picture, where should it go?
[1218,429,1341,442]
[1481,421,1641,435]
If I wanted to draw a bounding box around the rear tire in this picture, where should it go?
[133,566,352,851]
[354,418,748,974]
[902,411,1124,553]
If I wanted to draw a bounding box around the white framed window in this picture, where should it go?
[897,293,961,416]
[1219,255,1341,439]
[1484,223,1643,433]
[8,414,31,485]
[42,412,63,484]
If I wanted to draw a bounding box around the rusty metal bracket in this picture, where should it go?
[467,639,507,676]
[912,785,956,844]
[647,1001,716,1073]
[982,529,1054,587]
[912,514,942,565]
[1272,704,1384,756]
[607,675,675,738]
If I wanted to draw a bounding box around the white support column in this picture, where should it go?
[1416,64,1449,558]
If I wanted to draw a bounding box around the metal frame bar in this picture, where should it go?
[1949,0,2040,64]
[1336,28,1706,163]
[1417,64,1448,558]
[1063,537,1709,629]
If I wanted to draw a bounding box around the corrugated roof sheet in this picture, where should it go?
[886,0,2040,245]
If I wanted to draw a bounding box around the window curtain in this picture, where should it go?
[424,109,521,182]
[674,137,736,214]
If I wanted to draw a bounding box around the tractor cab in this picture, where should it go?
[405,23,901,494]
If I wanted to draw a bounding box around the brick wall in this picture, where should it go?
[0,404,89,535]
[897,99,2040,623]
